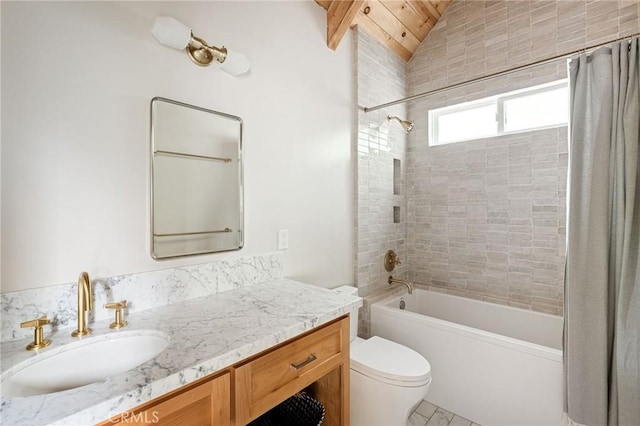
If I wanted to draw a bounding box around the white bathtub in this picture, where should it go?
[371,289,563,426]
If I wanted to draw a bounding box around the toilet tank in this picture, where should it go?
[332,285,359,342]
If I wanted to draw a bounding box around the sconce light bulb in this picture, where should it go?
[219,48,251,76]
[151,16,192,50]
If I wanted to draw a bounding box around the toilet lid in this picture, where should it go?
[351,336,431,385]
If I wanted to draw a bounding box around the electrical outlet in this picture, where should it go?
[278,229,289,250]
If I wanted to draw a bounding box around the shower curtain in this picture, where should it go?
[564,38,639,426]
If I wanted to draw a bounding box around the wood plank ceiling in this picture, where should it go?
[315,0,452,61]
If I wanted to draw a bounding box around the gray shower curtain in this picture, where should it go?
[564,38,640,426]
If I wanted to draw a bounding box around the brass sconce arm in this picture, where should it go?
[151,17,250,76]
[186,33,228,67]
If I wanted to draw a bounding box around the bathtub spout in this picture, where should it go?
[388,276,413,294]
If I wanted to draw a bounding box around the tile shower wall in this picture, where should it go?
[355,28,409,337]
[406,0,639,315]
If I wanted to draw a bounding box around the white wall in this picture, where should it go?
[1,1,354,292]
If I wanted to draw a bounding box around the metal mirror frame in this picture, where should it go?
[150,97,244,259]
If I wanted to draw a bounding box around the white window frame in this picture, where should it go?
[428,79,568,146]
[429,98,497,146]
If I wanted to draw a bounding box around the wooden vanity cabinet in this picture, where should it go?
[99,316,349,426]
[99,371,230,426]
[234,316,349,425]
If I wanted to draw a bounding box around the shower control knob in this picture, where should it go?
[384,250,401,272]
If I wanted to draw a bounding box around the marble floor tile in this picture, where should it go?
[425,408,455,426]
[449,415,473,426]
[415,400,438,418]
[411,399,481,426]
[409,412,429,426]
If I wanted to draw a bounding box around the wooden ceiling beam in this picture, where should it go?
[327,0,365,50]
[315,0,332,11]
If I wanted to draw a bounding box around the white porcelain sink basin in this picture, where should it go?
[1,330,169,397]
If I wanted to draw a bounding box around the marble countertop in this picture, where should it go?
[0,279,362,426]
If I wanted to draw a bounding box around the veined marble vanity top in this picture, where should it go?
[0,279,362,426]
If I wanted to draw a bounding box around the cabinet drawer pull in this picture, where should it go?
[290,353,317,370]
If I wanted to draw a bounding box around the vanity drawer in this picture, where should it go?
[234,316,348,424]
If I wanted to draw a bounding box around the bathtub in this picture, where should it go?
[371,289,563,426]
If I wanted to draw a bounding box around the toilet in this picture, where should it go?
[333,286,432,426]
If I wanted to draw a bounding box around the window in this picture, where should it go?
[428,80,568,146]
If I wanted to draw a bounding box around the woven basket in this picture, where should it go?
[248,392,325,426]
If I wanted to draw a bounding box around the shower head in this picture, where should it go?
[388,116,414,133]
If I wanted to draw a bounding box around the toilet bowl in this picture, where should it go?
[333,286,432,426]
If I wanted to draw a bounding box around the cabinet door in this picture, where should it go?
[235,317,348,425]
[102,372,230,426]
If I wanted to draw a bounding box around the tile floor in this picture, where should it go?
[409,400,480,426]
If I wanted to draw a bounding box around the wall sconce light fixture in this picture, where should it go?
[151,16,250,76]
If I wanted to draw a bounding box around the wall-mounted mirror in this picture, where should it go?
[151,97,243,259]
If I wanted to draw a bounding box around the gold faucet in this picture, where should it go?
[388,276,413,294]
[72,272,93,337]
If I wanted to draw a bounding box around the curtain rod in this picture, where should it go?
[363,32,640,113]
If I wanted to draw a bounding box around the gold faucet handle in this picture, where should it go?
[20,316,52,351]
[104,300,128,329]
[20,316,51,329]
[104,300,127,310]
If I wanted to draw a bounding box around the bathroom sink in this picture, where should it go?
[1,330,169,398]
